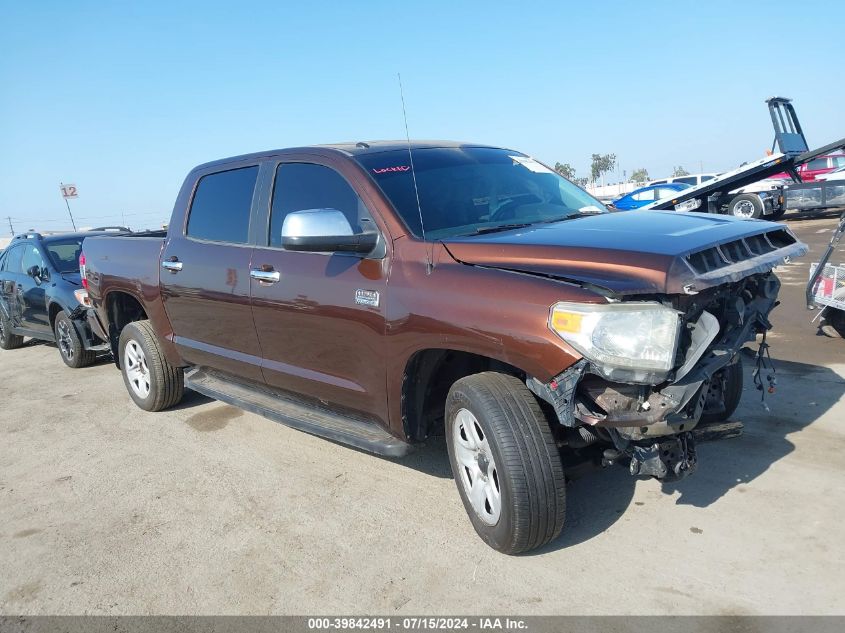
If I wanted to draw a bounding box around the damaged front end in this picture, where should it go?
[529,265,793,483]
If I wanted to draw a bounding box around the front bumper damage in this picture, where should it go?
[528,272,782,482]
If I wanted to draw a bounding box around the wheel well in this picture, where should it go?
[48,302,63,330]
[401,349,524,442]
[105,292,148,365]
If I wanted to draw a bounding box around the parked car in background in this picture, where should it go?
[0,229,126,366]
[770,154,845,182]
[650,173,718,187]
[816,166,845,181]
[612,182,691,210]
[81,141,806,554]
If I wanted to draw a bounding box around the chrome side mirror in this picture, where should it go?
[281,209,378,254]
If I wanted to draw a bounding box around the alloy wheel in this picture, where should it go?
[453,408,501,525]
[124,339,151,399]
[57,320,74,360]
[733,199,756,218]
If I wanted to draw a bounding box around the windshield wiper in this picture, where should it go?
[536,212,593,224]
[473,223,533,235]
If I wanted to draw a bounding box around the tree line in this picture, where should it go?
[554,155,690,186]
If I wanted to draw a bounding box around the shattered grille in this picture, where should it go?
[684,229,796,275]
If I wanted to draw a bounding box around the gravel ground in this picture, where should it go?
[2,213,844,615]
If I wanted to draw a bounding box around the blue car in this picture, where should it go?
[613,182,691,210]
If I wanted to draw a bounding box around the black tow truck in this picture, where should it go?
[646,97,845,218]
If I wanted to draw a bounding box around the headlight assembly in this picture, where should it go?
[549,301,681,384]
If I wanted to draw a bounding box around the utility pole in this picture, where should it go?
[63,197,77,231]
[6,216,14,236]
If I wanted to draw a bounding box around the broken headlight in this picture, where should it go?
[549,302,681,384]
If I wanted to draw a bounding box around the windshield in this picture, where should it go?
[356,147,607,239]
[44,237,84,273]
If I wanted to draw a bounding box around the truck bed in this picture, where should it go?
[83,233,166,303]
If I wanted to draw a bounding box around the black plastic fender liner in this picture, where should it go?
[526,359,588,427]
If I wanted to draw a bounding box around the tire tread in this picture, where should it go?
[55,311,97,368]
[448,372,566,554]
[119,320,183,411]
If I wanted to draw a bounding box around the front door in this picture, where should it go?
[250,160,390,424]
[18,243,50,335]
[160,164,264,382]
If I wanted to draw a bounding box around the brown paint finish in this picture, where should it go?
[83,142,803,443]
[159,238,263,382]
[250,248,392,425]
[83,235,182,367]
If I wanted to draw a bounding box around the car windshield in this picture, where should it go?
[356,147,607,239]
[44,237,84,273]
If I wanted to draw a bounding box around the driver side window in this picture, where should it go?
[21,245,45,274]
[270,163,374,248]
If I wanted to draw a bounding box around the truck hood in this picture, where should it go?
[442,211,808,296]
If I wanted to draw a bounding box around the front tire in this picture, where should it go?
[445,372,566,555]
[118,320,184,411]
[0,311,24,350]
[55,311,97,368]
[767,205,787,220]
[728,194,763,219]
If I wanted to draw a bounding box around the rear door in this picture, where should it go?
[0,245,24,326]
[249,158,391,424]
[159,164,264,381]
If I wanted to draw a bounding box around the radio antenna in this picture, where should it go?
[398,73,432,273]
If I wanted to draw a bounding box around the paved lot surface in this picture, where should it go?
[2,213,845,615]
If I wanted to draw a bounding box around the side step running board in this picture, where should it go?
[184,368,413,457]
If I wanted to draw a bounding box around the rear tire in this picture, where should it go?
[118,320,184,411]
[54,311,97,368]
[700,358,743,424]
[445,372,566,555]
[0,311,24,350]
[728,194,763,219]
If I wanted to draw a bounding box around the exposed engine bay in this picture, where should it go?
[529,270,783,482]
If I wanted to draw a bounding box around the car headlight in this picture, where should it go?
[549,301,681,384]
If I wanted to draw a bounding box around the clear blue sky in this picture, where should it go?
[1,0,843,233]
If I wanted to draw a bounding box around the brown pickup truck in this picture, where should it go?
[82,141,807,554]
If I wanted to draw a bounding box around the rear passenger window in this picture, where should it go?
[269,163,372,248]
[674,176,697,185]
[187,166,258,244]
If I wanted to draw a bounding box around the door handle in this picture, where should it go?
[162,257,183,273]
[250,267,281,284]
